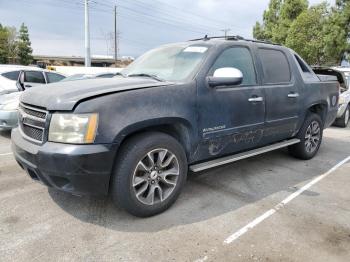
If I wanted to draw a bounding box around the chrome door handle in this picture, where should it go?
[288,93,299,98]
[248,97,264,102]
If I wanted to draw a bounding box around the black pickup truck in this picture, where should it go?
[12,36,339,217]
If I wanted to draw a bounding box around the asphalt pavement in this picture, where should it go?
[0,127,349,261]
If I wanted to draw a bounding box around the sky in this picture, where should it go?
[0,0,335,58]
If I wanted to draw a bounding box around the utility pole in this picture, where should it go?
[84,0,91,67]
[221,29,231,39]
[114,4,118,66]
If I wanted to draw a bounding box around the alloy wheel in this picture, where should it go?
[132,148,180,205]
[304,120,321,153]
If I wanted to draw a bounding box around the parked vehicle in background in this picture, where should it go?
[11,36,339,217]
[0,65,65,95]
[95,72,120,78]
[0,92,21,130]
[61,72,118,82]
[60,74,94,82]
[47,65,123,77]
[313,67,350,127]
[0,67,65,130]
[0,71,115,130]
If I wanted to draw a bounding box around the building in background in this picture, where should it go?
[33,55,134,68]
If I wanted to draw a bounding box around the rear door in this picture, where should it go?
[257,48,300,142]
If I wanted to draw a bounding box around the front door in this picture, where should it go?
[197,46,266,161]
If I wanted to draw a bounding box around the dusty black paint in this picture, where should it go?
[12,39,339,196]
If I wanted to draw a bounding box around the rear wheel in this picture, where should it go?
[111,132,187,217]
[289,113,323,160]
[335,105,349,128]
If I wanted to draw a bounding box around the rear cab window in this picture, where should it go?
[1,71,20,81]
[293,54,319,82]
[258,48,291,84]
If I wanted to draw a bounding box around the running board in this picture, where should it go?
[190,138,300,172]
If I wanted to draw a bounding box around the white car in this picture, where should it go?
[0,65,65,130]
[313,66,350,127]
[0,65,65,95]
[332,67,350,127]
[0,92,21,129]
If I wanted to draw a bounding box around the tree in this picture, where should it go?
[0,24,10,64]
[17,23,33,65]
[253,0,350,65]
[6,27,18,64]
[253,0,282,41]
[286,4,328,65]
[253,0,308,44]
[273,0,308,44]
[323,0,350,64]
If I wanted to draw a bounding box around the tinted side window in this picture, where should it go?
[259,49,291,84]
[294,54,320,82]
[294,55,310,73]
[46,72,65,83]
[2,71,20,81]
[210,47,257,85]
[24,71,46,84]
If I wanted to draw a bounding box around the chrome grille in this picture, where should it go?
[20,105,46,119]
[19,103,48,143]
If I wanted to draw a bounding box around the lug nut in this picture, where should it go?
[157,177,160,180]
[151,180,155,184]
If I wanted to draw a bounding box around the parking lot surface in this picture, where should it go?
[0,127,349,262]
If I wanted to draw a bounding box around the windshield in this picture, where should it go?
[122,44,209,82]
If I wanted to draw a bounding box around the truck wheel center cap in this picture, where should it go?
[150,171,158,179]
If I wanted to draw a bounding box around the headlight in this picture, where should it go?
[49,113,98,144]
[338,96,346,105]
[0,100,19,111]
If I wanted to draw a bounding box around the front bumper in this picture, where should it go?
[0,110,18,129]
[11,128,118,196]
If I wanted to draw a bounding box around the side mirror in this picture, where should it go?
[207,67,243,88]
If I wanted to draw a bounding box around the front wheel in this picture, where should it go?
[289,113,323,160]
[111,132,188,217]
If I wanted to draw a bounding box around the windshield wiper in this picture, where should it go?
[127,73,165,82]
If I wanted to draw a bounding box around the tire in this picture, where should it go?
[334,105,349,128]
[288,113,323,160]
[111,132,188,217]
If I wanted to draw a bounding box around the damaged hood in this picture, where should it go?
[20,77,172,110]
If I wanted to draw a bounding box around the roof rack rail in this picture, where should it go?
[189,35,281,46]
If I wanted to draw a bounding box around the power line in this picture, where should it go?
[91,0,219,34]
[221,29,231,39]
[95,0,222,32]
[118,0,240,30]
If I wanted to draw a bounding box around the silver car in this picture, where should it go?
[313,67,350,127]
[0,92,21,130]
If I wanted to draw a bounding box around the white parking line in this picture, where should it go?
[0,152,12,156]
[224,155,350,244]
